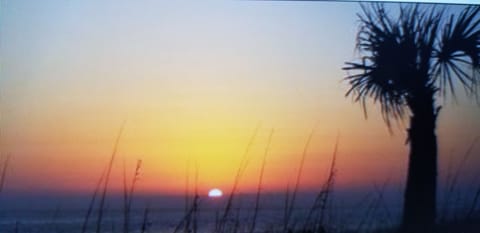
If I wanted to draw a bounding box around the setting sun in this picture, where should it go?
[208,188,223,198]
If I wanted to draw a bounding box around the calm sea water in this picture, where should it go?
[0,194,404,233]
[2,188,475,233]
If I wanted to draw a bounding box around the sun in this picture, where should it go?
[208,188,223,198]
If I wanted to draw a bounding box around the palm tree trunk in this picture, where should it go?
[402,89,438,233]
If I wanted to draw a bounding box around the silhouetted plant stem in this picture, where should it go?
[217,123,261,233]
[283,183,290,232]
[96,123,125,233]
[173,196,202,233]
[141,204,150,233]
[304,136,338,231]
[366,181,390,232]
[0,154,11,193]
[125,159,142,233]
[249,129,274,233]
[14,221,19,233]
[443,137,479,221]
[373,181,394,227]
[466,181,480,220]
[355,191,377,233]
[82,166,107,233]
[284,128,315,232]
[123,158,129,233]
[233,207,241,233]
[440,149,456,222]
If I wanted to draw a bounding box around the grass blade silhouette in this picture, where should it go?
[95,122,126,233]
[81,166,107,233]
[125,159,142,233]
[249,129,274,233]
[303,136,338,231]
[123,158,129,233]
[284,128,315,232]
[0,154,11,193]
[140,203,150,233]
[217,123,261,232]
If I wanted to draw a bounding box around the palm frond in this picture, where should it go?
[344,4,480,128]
[433,6,480,99]
[344,4,440,128]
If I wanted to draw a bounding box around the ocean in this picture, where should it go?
[0,192,405,233]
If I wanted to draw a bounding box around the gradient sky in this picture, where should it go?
[1,1,479,196]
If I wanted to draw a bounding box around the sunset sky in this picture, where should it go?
[1,1,479,196]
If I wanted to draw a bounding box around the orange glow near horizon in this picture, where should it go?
[5,110,475,196]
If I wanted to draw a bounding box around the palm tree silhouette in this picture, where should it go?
[344,4,480,232]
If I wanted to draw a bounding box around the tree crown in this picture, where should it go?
[344,4,480,128]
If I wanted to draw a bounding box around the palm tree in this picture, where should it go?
[343,4,480,232]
